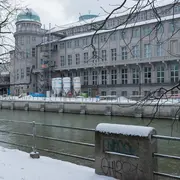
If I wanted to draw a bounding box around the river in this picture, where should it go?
[0,109,179,178]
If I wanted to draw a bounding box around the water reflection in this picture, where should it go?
[0,109,179,176]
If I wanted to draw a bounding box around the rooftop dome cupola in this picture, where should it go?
[17,8,41,23]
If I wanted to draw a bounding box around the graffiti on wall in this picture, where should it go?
[101,157,143,179]
[103,138,137,155]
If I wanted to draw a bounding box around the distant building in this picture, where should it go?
[10,4,180,97]
[0,62,10,95]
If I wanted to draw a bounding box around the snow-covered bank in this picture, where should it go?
[0,146,114,180]
[1,95,180,105]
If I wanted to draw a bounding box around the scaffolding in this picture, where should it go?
[37,24,66,94]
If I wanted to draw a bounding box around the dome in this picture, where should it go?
[17,8,41,23]
[79,14,98,21]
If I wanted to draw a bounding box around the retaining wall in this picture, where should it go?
[0,100,179,119]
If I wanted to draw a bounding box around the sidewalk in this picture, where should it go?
[0,146,114,180]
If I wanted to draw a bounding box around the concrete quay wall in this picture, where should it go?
[0,100,178,119]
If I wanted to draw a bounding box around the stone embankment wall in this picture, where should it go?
[0,100,179,119]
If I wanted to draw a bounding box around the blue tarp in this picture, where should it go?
[29,93,46,97]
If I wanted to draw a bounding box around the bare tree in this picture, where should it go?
[85,0,180,127]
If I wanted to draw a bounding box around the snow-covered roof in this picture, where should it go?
[51,0,177,33]
[96,123,155,137]
[41,12,180,45]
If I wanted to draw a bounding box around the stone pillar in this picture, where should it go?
[95,123,157,180]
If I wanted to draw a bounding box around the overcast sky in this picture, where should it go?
[22,0,128,27]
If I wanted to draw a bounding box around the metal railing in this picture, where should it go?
[0,118,180,179]
[152,134,180,179]
[0,119,95,162]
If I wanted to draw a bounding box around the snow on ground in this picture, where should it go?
[0,146,114,180]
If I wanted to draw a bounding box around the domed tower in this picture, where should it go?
[11,8,43,95]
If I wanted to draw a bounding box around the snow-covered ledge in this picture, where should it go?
[96,123,155,138]
[95,123,157,180]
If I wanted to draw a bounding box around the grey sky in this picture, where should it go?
[24,0,125,27]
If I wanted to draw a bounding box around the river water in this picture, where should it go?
[0,109,179,178]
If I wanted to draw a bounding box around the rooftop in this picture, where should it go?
[17,8,41,23]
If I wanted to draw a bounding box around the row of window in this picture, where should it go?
[59,4,180,37]
[16,36,36,46]
[81,65,179,85]
[16,67,30,80]
[57,21,179,50]
[16,48,36,59]
[100,90,179,97]
[16,23,40,32]
[58,41,176,66]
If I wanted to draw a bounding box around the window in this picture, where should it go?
[26,50,29,58]
[143,26,151,36]
[122,47,127,60]
[74,40,80,48]
[144,44,151,58]
[75,54,80,65]
[92,50,98,63]
[102,50,107,61]
[93,36,98,44]
[27,36,30,44]
[169,21,176,32]
[144,67,151,83]
[100,34,107,43]
[171,64,179,83]
[67,41,72,48]
[60,56,65,66]
[132,91,139,96]
[171,90,178,95]
[111,48,117,61]
[84,71,88,85]
[32,37,36,41]
[133,28,140,38]
[144,91,150,97]
[122,68,128,84]
[170,40,178,55]
[26,67,30,76]
[157,43,163,56]
[82,38,88,46]
[157,65,164,83]
[121,91,127,97]
[17,69,19,80]
[101,70,107,85]
[132,68,139,84]
[111,91,117,95]
[20,36,24,45]
[121,30,126,39]
[110,33,116,41]
[132,45,139,58]
[32,48,36,57]
[111,69,117,85]
[92,71,98,85]
[21,69,24,79]
[101,91,106,96]
[84,52,88,63]
[68,55,72,66]
[60,43,65,49]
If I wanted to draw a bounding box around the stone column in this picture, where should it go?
[95,123,157,180]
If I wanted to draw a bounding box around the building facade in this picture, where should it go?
[10,3,180,97]
[10,8,44,95]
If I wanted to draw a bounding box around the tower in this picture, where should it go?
[10,8,43,95]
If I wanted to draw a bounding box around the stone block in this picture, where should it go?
[104,106,112,116]
[80,105,86,115]
[30,151,40,159]
[95,123,157,180]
